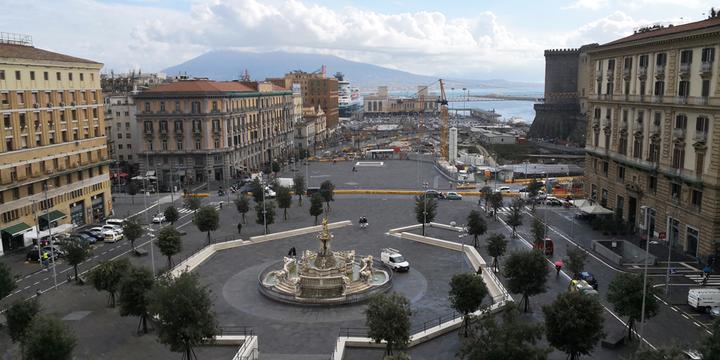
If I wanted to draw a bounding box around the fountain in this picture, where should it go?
[259,218,391,305]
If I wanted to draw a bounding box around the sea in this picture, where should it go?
[385,86,544,124]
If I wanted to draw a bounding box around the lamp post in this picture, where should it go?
[262,173,267,235]
[43,183,58,290]
[638,205,653,347]
[144,152,156,277]
[32,201,41,269]
[423,181,429,235]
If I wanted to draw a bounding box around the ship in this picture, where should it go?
[336,73,362,118]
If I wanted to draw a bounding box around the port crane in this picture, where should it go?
[438,79,449,161]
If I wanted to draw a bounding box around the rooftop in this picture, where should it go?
[601,17,720,47]
[0,43,100,65]
[144,79,256,93]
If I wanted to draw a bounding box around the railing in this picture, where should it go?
[638,67,648,78]
[701,62,713,74]
[672,128,686,139]
[591,93,718,107]
[679,63,691,76]
[694,131,708,143]
[655,66,666,78]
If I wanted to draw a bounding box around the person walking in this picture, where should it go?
[554,260,563,279]
[237,222,242,235]
[41,251,49,271]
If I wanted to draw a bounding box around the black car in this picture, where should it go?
[78,231,101,243]
[579,272,599,290]
[306,187,321,196]
[26,247,60,262]
[423,190,446,199]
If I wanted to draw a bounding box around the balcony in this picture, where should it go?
[652,95,663,103]
[655,66,666,79]
[650,124,661,136]
[175,127,183,135]
[638,67,648,79]
[694,131,708,143]
[620,121,628,130]
[673,128,686,140]
[676,96,689,105]
[595,72,603,80]
[159,127,168,134]
[144,128,153,135]
[679,63,691,77]
[701,62,713,77]
[606,69,614,80]
[623,68,631,79]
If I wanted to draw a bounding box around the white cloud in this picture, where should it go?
[563,0,609,11]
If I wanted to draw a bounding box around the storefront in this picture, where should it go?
[1,222,32,254]
[70,201,86,226]
[91,194,105,223]
[39,210,67,230]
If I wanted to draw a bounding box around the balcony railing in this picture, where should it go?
[679,63,691,77]
[590,93,718,107]
[676,96,689,105]
[606,69,614,80]
[655,66,666,78]
[623,68,631,79]
[650,124,661,135]
[694,131,708,143]
[672,128,686,139]
[638,67,648,78]
[701,62,713,76]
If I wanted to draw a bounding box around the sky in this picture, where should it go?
[0,0,716,82]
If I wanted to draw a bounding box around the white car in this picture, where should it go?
[102,224,123,236]
[152,214,166,224]
[264,186,276,198]
[103,231,122,243]
[495,186,511,193]
[381,248,410,272]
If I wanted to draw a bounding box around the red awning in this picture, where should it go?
[118,172,129,178]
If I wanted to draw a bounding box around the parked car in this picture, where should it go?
[88,227,105,235]
[26,247,59,262]
[495,186,511,193]
[42,245,65,258]
[75,232,99,243]
[105,218,126,228]
[381,248,410,272]
[545,196,563,206]
[688,288,720,311]
[102,224,123,235]
[423,190,445,199]
[103,231,122,243]
[579,272,599,290]
[709,306,720,318]
[152,213,166,224]
[445,192,463,200]
[264,186,276,198]
[306,187,321,196]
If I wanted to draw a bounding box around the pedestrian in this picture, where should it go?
[352,166,356,172]
[219,201,223,209]
[476,266,482,275]
[555,263,562,279]
[237,222,242,235]
[41,251,49,271]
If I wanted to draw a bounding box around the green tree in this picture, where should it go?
[156,226,182,268]
[466,210,487,248]
[0,261,17,299]
[276,186,293,220]
[193,205,219,244]
[527,180,543,211]
[504,250,549,312]
[531,218,546,246]
[271,160,281,174]
[293,174,306,206]
[149,272,218,360]
[309,194,324,225]
[365,293,411,357]
[127,181,140,205]
[635,347,688,360]
[21,317,77,360]
[415,195,438,236]
[489,192,503,220]
[460,303,549,360]
[119,266,155,334]
[543,291,605,360]
[255,200,276,233]
[6,299,40,354]
[320,180,335,210]
[249,178,264,203]
[449,273,489,336]
[486,233,507,273]
[184,195,201,212]
[89,258,130,307]
[566,246,588,279]
[164,205,179,225]
[480,186,493,212]
[62,239,90,284]
[606,272,659,340]
[123,216,145,251]
[700,318,720,360]
[234,195,250,224]
[505,198,523,238]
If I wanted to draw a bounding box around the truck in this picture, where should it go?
[688,288,720,310]
[381,248,410,272]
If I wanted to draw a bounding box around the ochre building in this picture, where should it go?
[584,17,720,260]
[0,38,111,254]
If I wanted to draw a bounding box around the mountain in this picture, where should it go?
[162,50,540,91]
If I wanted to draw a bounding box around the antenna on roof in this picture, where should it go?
[241,69,251,81]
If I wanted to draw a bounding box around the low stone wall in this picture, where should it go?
[249,220,352,243]
[591,240,657,266]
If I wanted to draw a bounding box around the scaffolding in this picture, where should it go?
[0,32,33,46]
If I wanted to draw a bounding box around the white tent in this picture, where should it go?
[572,199,592,208]
[579,204,614,215]
[23,223,75,247]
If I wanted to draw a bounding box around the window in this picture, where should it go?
[675,114,687,129]
[195,139,201,150]
[144,102,150,112]
[671,182,681,201]
[696,116,709,133]
[160,102,165,112]
[702,47,715,63]
[618,165,625,180]
[672,144,685,169]
[159,120,168,132]
[15,70,21,80]
[678,81,690,98]
[640,81,646,96]
[602,161,609,176]
[43,71,48,81]
[654,81,664,96]
[192,102,201,113]
[633,138,643,159]
[680,50,693,65]
[601,189,608,207]
[175,101,180,111]
[214,139,220,148]
[649,140,660,163]
[174,120,182,131]
[648,175,657,192]
[656,53,667,67]
[30,71,35,80]
[125,132,131,139]
[79,73,84,81]
[118,144,123,149]
[144,121,152,132]
[639,55,649,68]
[624,57,632,70]
[606,82,613,95]
[607,59,615,70]
[56,72,61,81]
[691,189,702,209]
[68,72,73,81]
[696,152,705,177]
[702,80,710,99]
[127,144,132,149]
[176,140,183,150]
[0,70,4,80]
[162,140,168,150]
[147,141,153,151]
[619,135,628,155]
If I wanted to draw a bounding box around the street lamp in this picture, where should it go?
[43,183,58,290]
[262,174,267,235]
[144,152,157,277]
[422,181,429,236]
[638,205,653,347]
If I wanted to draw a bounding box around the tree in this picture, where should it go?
[127,181,140,205]
[365,293,411,357]
[293,174,306,206]
[164,205,179,225]
[309,194,324,225]
[543,291,605,360]
[249,178,264,203]
[320,180,335,210]
[415,195,438,236]
[504,250,549,312]
[123,216,145,251]
[89,258,130,307]
[6,299,40,354]
[449,273,489,336]
[505,198,523,237]
[606,272,659,340]
[234,195,250,224]
[276,186,292,220]
[255,200,276,233]
[21,317,77,360]
[636,347,689,360]
[460,303,549,360]
[489,192,503,220]
[531,218,546,246]
[566,246,588,279]
[466,210,487,248]
[62,239,89,284]
[0,262,17,299]
[486,234,507,273]
[156,226,182,268]
[271,160,281,175]
[193,205,219,244]
[119,266,155,334]
[527,180,543,210]
[480,186,493,212]
[184,195,201,212]
[700,318,720,360]
[149,272,218,360]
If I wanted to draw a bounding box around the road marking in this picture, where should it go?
[694,322,702,327]
[101,251,107,255]
[23,286,30,290]
[13,290,21,294]
[671,307,679,312]
[682,314,690,319]
[679,262,700,271]
[32,281,39,286]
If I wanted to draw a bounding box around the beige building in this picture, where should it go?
[270,71,339,130]
[104,93,138,163]
[297,106,327,155]
[363,85,439,115]
[583,17,720,260]
[0,36,111,254]
[135,79,294,189]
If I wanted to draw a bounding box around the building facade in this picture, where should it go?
[0,37,112,254]
[272,71,339,130]
[583,17,720,260]
[104,94,138,163]
[363,86,439,115]
[134,79,294,190]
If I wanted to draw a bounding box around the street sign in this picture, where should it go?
[658,232,666,240]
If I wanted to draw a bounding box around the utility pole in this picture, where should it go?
[44,184,57,290]
[144,152,156,277]
[32,201,41,269]
[638,206,653,347]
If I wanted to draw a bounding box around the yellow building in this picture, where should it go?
[0,35,111,255]
[583,17,720,259]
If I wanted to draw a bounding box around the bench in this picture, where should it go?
[133,248,148,257]
[601,330,626,349]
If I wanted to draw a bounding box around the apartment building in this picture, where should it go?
[0,35,111,254]
[271,71,339,130]
[583,17,720,260]
[104,94,138,163]
[134,79,294,190]
[363,86,439,115]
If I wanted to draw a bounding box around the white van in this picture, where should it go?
[105,219,125,228]
[103,231,122,243]
[688,288,720,310]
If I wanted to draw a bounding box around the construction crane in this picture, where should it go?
[438,79,449,161]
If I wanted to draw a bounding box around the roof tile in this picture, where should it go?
[0,43,100,64]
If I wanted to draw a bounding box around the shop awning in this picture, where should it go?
[1,222,31,237]
[39,210,67,223]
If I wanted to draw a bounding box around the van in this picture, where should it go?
[105,218,125,228]
[103,231,122,243]
[688,288,720,310]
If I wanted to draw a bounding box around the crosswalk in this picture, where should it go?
[178,208,194,214]
[686,274,720,286]
[177,203,223,215]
